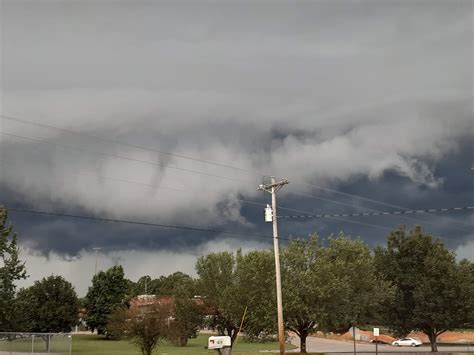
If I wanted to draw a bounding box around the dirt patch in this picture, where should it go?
[308,329,474,345]
[408,330,474,344]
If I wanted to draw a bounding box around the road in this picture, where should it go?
[290,335,473,353]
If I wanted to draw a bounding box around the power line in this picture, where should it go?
[279,206,474,220]
[0,153,428,233]
[2,206,287,241]
[0,131,252,184]
[0,114,251,173]
[292,180,472,229]
[285,188,472,233]
[0,114,430,217]
[0,156,262,217]
[287,190,375,212]
[2,204,467,244]
[2,114,470,231]
[1,131,468,233]
[267,201,393,231]
[4,158,186,193]
[0,156,272,211]
[0,153,395,232]
[0,114,445,220]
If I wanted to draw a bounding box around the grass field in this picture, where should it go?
[71,334,296,355]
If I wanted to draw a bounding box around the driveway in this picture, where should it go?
[290,335,472,353]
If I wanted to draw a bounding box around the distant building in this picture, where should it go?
[129,295,175,311]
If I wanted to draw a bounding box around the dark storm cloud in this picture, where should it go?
[1,0,472,264]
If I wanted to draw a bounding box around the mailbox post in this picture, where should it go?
[208,336,232,355]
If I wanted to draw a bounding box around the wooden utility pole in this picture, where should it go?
[258,177,289,355]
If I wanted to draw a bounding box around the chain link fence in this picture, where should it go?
[0,333,72,355]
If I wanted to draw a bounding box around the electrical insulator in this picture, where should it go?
[264,204,273,223]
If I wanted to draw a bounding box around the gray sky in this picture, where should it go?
[1,0,473,295]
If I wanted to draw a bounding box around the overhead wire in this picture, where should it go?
[0,114,250,173]
[0,115,425,212]
[1,114,471,232]
[0,131,253,184]
[283,189,472,233]
[0,114,461,217]
[0,136,465,234]
[2,204,455,243]
[0,156,274,211]
[0,155,397,232]
[291,180,472,229]
[278,206,474,220]
[2,206,286,241]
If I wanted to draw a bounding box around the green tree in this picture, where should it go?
[129,272,196,298]
[16,275,78,350]
[196,250,276,345]
[196,252,240,343]
[168,298,203,346]
[374,226,471,352]
[281,236,321,353]
[235,249,276,340]
[108,303,172,355]
[318,235,391,333]
[456,259,474,328]
[157,272,196,298]
[281,234,391,353]
[0,209,27,331]
[84,265,128,335]
[129,276,159,297]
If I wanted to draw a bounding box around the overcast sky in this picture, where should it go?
[1,0,473,296]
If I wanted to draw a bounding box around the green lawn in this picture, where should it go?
[72,334,296,355]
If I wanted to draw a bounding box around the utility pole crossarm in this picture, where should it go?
[257,179,289,194]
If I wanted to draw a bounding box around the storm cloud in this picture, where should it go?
[1,0,473,288]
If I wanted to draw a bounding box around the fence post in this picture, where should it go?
[68,334,72,355]
[31,334,35,354]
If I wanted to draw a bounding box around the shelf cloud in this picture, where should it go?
[1,0,472,278]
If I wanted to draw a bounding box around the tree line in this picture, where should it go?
[1,208,473,353]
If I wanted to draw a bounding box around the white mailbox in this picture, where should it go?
[208,336,231,350]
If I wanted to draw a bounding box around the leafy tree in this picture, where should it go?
[84,265,128,335]
[318,235,391,332]
[235,249,276,340]
[16,275,79,332]
[281,236,322,353]
[281,234,391,353]
[168,298,203,346]
[196,250,276,345]
[0,208,27,331]
[16,275,79,350]
[129,276,159,297]
[157,272,196,298]
[129,272,197,298]
[196,251,240,343]
[456,259,474,328]
[374,226,471,352]
[108,303,172,355]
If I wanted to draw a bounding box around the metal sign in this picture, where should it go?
[373,328,380,337]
